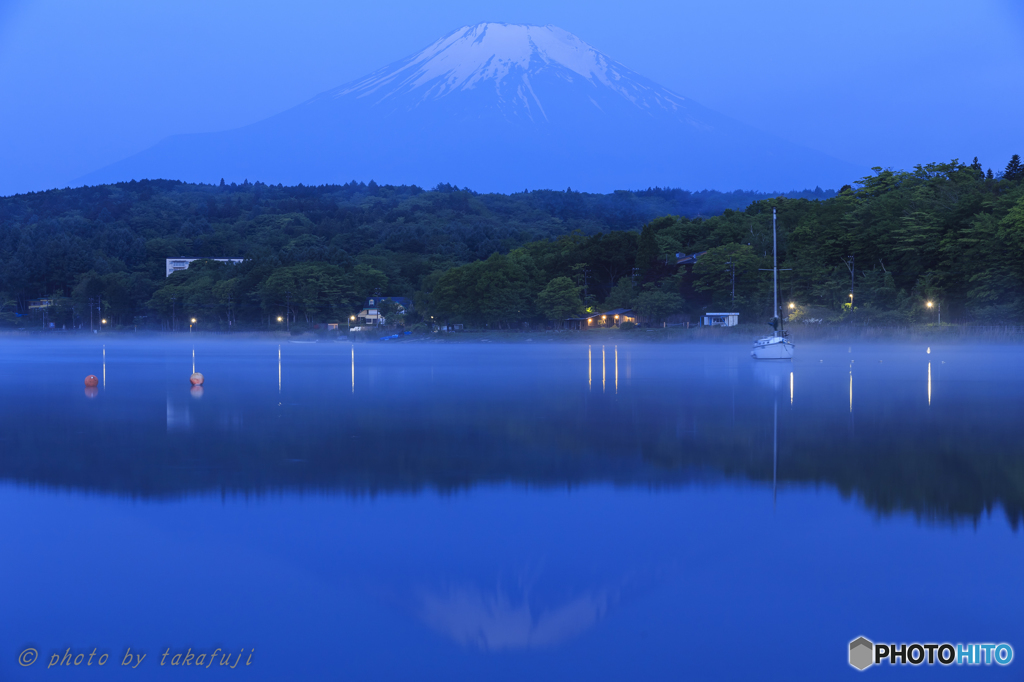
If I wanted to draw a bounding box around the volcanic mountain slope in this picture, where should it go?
[80,23,862,192]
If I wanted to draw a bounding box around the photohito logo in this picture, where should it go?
[849,637,1013,670]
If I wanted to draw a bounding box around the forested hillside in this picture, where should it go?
[0,179,829,328]
[1,156,1022,330]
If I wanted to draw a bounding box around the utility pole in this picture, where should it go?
[848,254,855,305]
[724,260,736,306]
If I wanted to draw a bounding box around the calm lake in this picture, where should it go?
[1,339,1021,680]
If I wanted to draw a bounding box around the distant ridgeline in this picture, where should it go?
[0,156,1022,328]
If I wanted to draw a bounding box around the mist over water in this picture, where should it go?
[1,339,1021,679]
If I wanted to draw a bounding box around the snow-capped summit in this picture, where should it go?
[330,23,681,118]
[317,23,686,123]
[80,24,862,192]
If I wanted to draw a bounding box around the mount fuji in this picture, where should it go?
[80,23,863,192]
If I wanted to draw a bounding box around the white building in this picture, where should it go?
[702,312,739,327]
[165,258,244,277]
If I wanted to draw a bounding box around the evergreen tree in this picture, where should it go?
[1005,154,1022,181]
[987,169,994,180]
[971,156,982,171]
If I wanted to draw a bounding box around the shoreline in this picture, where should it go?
[2,324,1024,344]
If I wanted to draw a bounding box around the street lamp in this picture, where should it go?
[349,314,356,333]
[277,316,283,323]
[926,300,940,324]
[190,317,196,333]
[788,302,795,310]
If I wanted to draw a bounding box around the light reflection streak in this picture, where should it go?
[601,346,606,393]
[351,346,355,393]
[789,371,793,405]
[192,347,195,375]
[278,345,282,394]
[928,362,931,406]
[588,346,592,390]
[102,345,106,388]
[614,346,619,394]
[849,365,853,413]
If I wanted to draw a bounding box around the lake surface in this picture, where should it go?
[1,338,1022,680]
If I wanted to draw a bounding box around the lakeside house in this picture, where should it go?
[565,308,637,330]
[702,312,739,327]
[357,296,414,327]
[165,258,244,277]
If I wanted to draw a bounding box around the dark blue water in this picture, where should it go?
[1,339,1021,680]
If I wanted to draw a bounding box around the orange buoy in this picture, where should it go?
[190,372,204,386]
[84,375,99,387]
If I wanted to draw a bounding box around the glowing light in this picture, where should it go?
[789,302,795,309]
[927,347,931,354]
[190,318,196,324]
[350,315,356,321]
[926,301,933,308]
[277,316,283,322]
[101,318,107,324]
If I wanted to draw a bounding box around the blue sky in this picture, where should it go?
[0,0,1022,196]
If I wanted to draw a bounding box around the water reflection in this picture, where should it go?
[928,362,932,406]
[419,584,609,651]
[2,342,1024,527]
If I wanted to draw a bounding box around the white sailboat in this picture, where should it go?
[752,207,795,360]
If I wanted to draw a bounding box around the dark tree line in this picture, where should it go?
[0,178,832,329]
[2,157,1022,331]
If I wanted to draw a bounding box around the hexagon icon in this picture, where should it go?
[849,637,874,671]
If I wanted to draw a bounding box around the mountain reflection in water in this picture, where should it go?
[1,339,1022,527]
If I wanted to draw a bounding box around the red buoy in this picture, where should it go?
[190,372,204,385]
[84,375,99,387]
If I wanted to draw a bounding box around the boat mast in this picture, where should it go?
[772,207,779,334]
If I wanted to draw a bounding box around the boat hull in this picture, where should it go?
[751,336,794,360]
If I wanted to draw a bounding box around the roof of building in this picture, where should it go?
[675,250,708,265]
[566,308,634,321]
